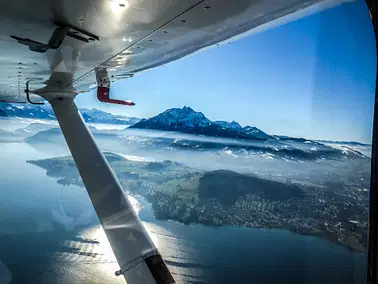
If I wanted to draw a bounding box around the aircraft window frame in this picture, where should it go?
[365,0,378,283]
[0,1,376,283]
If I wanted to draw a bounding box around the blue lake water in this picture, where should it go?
[0,142,367,284]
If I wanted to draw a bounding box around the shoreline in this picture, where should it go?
[132,194,366,254]
[26,151,370,255]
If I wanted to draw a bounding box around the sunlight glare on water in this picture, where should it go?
[85,195,159,265]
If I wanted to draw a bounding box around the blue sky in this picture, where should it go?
[76,0,376,144]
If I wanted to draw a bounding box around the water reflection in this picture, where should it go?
[73,196,159,262]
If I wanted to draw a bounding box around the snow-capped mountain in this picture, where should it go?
[0,103,140,125]
[132,106,211,130]
[214,120,242,130]
[130,106,272,140]
[0,103,55,120]
[243,125,271,140]
[80,108,140,125]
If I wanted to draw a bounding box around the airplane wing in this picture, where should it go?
[0,0,349,104]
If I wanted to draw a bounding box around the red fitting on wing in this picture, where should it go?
[97,86,135,106]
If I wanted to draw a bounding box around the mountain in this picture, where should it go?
[0,103,140,125]
[130,106,272,141]
[79,108,140,125]
[0,103,55,120]
[315,139,371,147]
[24,128,65,144]
[131,106,211,130]
[0,109,8,117]
[243,126,271,140]
[274,135,321,144]
[15,123,56,135]
[213,120,242,130]
[25,125,120,145]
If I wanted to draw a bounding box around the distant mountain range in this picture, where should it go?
[0,103,271,140]
[0,103,370,146]
[315,139,371,147]
[0,103,140,125]
[130,106,272,140]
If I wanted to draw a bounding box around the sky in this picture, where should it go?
[75,0,376,144]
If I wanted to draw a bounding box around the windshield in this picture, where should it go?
[0,0,375,283]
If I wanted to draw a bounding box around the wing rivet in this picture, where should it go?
[181,19,186,23]
[205,6,211,10]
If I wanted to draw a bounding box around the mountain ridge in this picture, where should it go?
[1,103,369,145]
[0,103,140,125]
[130,106,272,140]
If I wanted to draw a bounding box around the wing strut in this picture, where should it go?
[49,97,175,284]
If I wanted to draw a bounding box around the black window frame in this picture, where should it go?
[366,1,378,283]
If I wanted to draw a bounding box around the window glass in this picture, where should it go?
[0,0,375,283]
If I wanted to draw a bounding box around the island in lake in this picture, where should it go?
[28,151,369,253]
